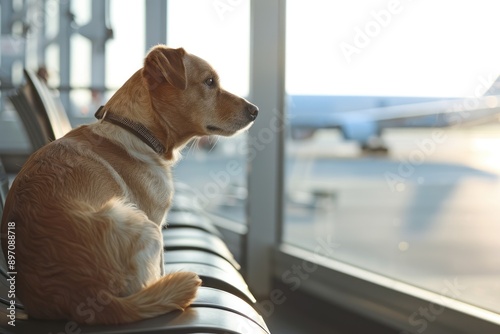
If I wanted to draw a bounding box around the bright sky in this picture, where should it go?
[285,0,500,97]
[71,0,500,99]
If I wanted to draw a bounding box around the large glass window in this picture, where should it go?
[284,0,500,315]
[168,0,251,223]
[60,0,251,224]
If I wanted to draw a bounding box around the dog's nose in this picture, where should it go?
[246,103,259,121]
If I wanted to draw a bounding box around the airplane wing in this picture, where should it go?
[288,76,500,147]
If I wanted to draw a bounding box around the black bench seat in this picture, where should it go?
[163,228,240,270]
[165,211,222,237]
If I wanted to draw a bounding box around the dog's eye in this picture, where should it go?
[204,77,215,87]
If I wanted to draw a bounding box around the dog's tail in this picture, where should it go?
[72,271,201,325]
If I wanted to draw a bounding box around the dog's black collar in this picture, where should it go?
[94,106,166,155]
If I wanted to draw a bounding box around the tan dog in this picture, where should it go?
[0,45,258,325]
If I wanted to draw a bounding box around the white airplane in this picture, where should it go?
[287,76,500,150]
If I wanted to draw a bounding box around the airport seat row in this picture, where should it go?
[0,70,270,333]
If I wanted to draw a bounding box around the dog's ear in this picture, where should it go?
[142,46,187,91]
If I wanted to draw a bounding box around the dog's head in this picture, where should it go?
[142,45,258,140]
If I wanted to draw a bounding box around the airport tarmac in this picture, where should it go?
[174,126,500,315]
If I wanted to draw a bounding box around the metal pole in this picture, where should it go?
[58,0,72,112]
[245,0,286,297]
[145,0,167,52]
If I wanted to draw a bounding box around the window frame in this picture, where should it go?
[245,0,500,332]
